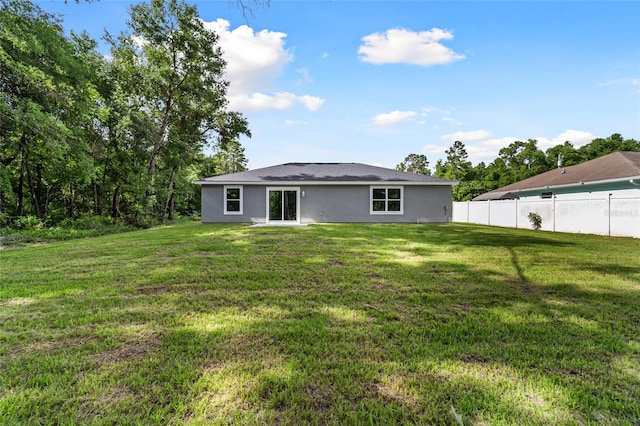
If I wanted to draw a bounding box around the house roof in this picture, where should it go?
[474,151,640,201]
[196,162,457,186]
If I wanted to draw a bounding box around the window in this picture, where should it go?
[224,186,243,215]
[370,186,403,214]
[541,191,553,199]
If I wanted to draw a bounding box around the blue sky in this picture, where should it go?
[39,0,640,170]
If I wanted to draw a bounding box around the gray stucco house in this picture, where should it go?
[195,163,457,224]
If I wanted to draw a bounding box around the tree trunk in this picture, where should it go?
[67,185,74,219]
[93,180,100,216]
[162,166,178,223]
[25,161,41,219]
[44,185,54,221]
[168,192,175,221]
[17,134,27,216]
[112,183,122,218]
[17,153,25,216]
[147,94,173,179]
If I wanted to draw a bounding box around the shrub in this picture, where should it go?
[15,215,42,230]
[528,212,542,230]
[0,213,11,228]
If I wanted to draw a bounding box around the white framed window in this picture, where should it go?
[224,185,243,215]
[370,186,403,214]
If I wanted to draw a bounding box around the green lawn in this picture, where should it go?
[1,222,639,425]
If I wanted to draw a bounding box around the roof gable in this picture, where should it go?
[197,162,456,185]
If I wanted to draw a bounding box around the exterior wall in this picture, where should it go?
[300,185,452,223]
[201,184,453,223]
[453,189,640,238]
[201,185,267,223]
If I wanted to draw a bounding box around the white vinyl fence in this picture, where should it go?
[452,194,640,238]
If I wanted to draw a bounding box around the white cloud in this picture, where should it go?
[203,19,292,94]
[229,92,295,112]
[422,144,448,156]
[296,68,314,85]
[373,110,418,126]
[229,92,324,112]
[131,35,148,49]
[428,130,598,166]
[202,18,325,113]
[284,120,310,126]
[321,52,329,59]
[298,95,325,111]
[598,77,640,87]
[442,129,492,142]
[442,116,462,126]
[358,28,465,66]
[536,129,597,150]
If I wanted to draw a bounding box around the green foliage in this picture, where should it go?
[435,134,639,201]
[528,212,542,230]
[434,140,472,182]
[3,0,638,225]
[396,153,430,175]
[0,0,250,225]
[13,215,41,230]
[1,223,639,424]
[211,139,249,175]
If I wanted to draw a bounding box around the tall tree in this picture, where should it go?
[396,153,430,175]
[497,139,548,183]
[578,133,640,160]
[545,141,582,168]
[109,0,250,219]
[0,0,99,221]
[211,139,248,176]
[435,141,472,181]
[434,141,475,201]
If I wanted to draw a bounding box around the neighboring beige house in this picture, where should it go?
[474,151,640,201]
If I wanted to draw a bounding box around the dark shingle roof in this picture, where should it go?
[474,151,640,200]
[196,163,456,185]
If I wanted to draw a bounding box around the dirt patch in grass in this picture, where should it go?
[92,334,160,364]
[304,380,337,411]
[0,298,36,307]
[452,303,474,312]
[458,353,489,364]
[134,284,171,295]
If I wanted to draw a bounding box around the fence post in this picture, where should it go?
[552,196,556,232]
[608,193,612,236]
[467,200,470,223]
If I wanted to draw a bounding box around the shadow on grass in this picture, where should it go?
[1,222,638,425]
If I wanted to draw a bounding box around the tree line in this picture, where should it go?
[0,0,248,227]
[397,134,640,201]
[3,0,637,226]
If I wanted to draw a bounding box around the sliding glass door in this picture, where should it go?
[267,188,300,223]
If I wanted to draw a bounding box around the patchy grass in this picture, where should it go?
[0,222,638,425]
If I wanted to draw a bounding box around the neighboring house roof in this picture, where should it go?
[474,151,640,201]
[196,163,457,186]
